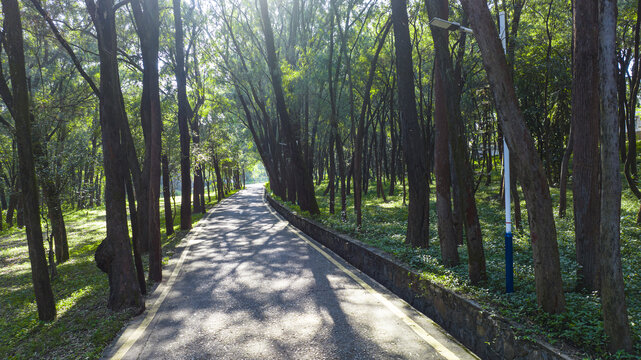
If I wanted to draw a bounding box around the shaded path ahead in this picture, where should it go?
[103,184,477,360]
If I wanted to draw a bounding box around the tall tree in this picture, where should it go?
[598,0,633,351]
[132,0,162,283]
[86,0,144,311]
[426,0,486,283]
[572,0,601,292]
[354,20,391,229]
[390,0,430,248]
[173,0,192,230]
[461,0,565,313]
[258,0,320,214]
[1,0,56,321]
[433,58,459,267]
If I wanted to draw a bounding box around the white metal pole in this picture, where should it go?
[499,11,510,234]
[499,11,513,293]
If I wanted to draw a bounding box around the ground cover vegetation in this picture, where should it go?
[0,194,237,359]
[1,0,640,358]
[271,176,641,358]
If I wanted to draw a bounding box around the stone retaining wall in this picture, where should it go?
[265,192,579,360]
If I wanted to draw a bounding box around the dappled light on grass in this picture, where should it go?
[0,192,231,359]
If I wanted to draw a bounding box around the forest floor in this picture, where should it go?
[0,191,236,359]
[271,178,641,358]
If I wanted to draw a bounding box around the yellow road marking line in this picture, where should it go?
[264,198,463,360]
[110,239,193,360]
[110,207,215,360]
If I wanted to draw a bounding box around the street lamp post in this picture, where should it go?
[498,11,514,294]
[428,17,473,34]
[430,13,514,294]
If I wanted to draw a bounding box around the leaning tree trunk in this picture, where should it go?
[1,0,56,320]
[87,0,144,312]
[598,0,633,352]
[461,0,565,313]
[259,0,320,214]
[391,0,430,248]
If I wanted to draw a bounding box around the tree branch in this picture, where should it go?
[29,0,101,98]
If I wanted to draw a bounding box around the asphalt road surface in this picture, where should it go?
[103,184,477,360]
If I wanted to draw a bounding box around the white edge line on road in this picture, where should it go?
[109,197,230,360]
[263,196,464,360]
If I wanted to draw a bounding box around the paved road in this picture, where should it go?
[103,184,477,360]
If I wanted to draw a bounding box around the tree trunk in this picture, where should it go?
[427,0,485,282]
[598,0,633,351]
[389,111,397,196]
[162,153,174,236]
[43,184,69,263]
[462,0,565,313]
[259,0,319,215]
[558,125,573,218]
[126,173,147,295]
[391,0,430,249]
[572,0,601,292]
[16,195,23,228]
[327,6,347,219]
[6,186,17,228]
[1,0,56,320]
[172,0,192,230]
[86,0,144,312]
[95,170,102,207]
[214,156,224,201]
[433,61,459,267]
[132,0,162,283]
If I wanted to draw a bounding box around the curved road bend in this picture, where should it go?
[103,184,478,360]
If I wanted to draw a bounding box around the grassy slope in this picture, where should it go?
[272,179,640,358]
[0,191,237,359]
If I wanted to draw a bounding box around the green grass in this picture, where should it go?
[0,190,238,359]
[271,178,640,358]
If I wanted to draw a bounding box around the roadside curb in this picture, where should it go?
[265,191,582,360]
[101,191,241,360]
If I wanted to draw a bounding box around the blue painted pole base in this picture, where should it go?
[505,232,514,293]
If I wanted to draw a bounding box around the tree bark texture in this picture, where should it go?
[172,0,192,230]
[461,0,565,313]
[1,0,56,321]
[391,0,430,248]
[427,0,486,283]
[132,0,162,283]
[572,0,601,292]
[598,0,633,351]
[87,0,144,311]
[126,173,147,295]
[433,61,459,267]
